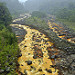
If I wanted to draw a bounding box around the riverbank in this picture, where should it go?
[11,24,60,75]
[11,16,75,75]
[0,25,19,75]
[56,19,75,31]
[13,17,75,54]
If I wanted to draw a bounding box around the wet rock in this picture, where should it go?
[16,63,20,66]
[20,72,24,75]
[40,33,43,35]
[38,68,42,71]
[21,64,23,66]
[20,44,23,46]
[26,60,32,65]
[24,45,27,47]
[70,59,75,69]
[9,62,13,65]
[18,53,22,57]
[51,55,55,59]
[33,56,38,59]
[6,67,10,73]
[30,66,34,68]
[0,69,4,73]
[59,33,66,36]
[46,69,52,73]
[32,32,34,34]
[28,53,30,55]
[35,39,41,42]
[64,30,68,32]
[71,38,75,42]
[50,29,53,31]
[30,66,36,70]
[8,54,11,57]
[55,55,60,58]
[50,65,56,68]
[24,69,27,75]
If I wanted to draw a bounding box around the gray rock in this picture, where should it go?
[0,69,4,73]
[18,53,22,57]
[27,60,32,65]
[9,62,13,65]
[6,67,10,73]
[51,55,55,59]
[46,69,52,73]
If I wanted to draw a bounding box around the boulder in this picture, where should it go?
[46,69,52,73]
[27,60,32,65]
[0,69,4,73]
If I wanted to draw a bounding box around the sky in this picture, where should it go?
[19,0,27,2]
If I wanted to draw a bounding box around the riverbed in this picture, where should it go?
[10,24,59,75]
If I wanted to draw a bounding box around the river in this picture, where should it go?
[10,24,59,75]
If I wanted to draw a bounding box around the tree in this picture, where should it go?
[31,11,47,18]
[0,3,12,26]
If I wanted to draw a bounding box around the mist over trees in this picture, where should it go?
[24,0,75,22]
[0,3,12,26]
[0,2,19,74]
[31,11,47,18]
[0,0,25,16]
[24,0,75,13]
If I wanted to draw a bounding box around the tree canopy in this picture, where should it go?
[31,11,47,18]
[0,3,12,26]
[0,0,25,16]
[0,2,19,74]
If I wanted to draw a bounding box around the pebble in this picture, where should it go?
[46,69,52,73]
[51,55,55,59]
[27,60,32,65]
[0,69,4,73]
[38,68,42,71]
[6,67,10,73]
[18,53,22,57]
[9,62,13,65]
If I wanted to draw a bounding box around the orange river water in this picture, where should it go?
[10,24,59,75]
[48,21,75,43]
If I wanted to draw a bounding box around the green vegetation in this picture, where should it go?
[24,17,48,29]
[31,11,47,18]
[0,3,19,75]
[24,0,75,31]
[56,19,75,31]
[24,0,75,14]
[55,2,75,31]
[20,16,75,53]
[0,0,26,19]
[0,3,12,26]
[56,8,75,22]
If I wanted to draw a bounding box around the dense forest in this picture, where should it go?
[24,0,75,13]
[0,0,25,18]
[0,3,19,75]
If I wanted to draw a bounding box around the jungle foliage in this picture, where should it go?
[56,3,75,22]
[0,0,25,18]
[24,17,48,30]
[31,11,47,18]
[0,3,19,75]
[0,3,12,26]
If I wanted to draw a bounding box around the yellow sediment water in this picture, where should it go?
[48,21,75,43]
[11,24,59,75]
